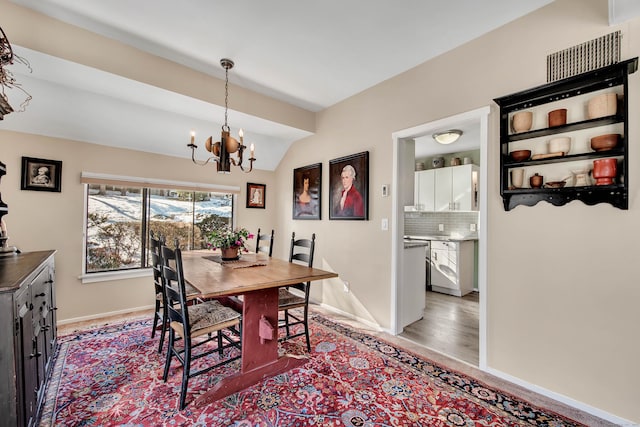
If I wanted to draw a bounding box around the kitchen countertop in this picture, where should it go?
[403,240,430,249]
[404,235,478,242]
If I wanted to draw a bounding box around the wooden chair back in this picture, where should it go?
[255,228,275,257]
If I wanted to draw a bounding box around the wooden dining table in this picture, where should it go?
[180,250,338,407]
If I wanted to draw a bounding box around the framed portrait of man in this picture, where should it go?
[292,163,322,220]
[329,151,368,220]
[246,183,266,208]
[20,157,62,192]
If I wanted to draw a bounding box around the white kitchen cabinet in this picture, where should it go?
[430,240,474,297]
[401,244,426,328]
[414,164,479,211]
[414,170,435,211]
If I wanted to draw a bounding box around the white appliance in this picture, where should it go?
[430,240,474,297]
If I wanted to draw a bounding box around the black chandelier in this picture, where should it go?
[188,58,255,173]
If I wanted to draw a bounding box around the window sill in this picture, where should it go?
[80,268,152,284]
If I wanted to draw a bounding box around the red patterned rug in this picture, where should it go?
[40,315,585,426]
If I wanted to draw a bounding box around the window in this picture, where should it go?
[82,173,239,278]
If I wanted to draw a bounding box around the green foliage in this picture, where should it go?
[206,226,252,251]
[86,213,141,271]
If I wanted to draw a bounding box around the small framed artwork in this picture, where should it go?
[329,151,369,220]
[293,163,322,220]
[21,157,62,192]
[246,183,266,209]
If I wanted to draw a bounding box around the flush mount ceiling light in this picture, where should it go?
[432,129,463,145]
[188,58,255,173]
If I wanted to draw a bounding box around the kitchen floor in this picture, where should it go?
[400,290,479,366]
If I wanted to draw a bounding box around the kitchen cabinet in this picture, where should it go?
[401,243,427,328]
[430,240,474,297]
[414,165,479,211]
[414,169,435,211]
[0,251,57,427]
[494,57,637,211]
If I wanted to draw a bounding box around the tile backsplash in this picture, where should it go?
[404,211,479,239]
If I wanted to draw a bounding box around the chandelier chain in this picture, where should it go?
[223,64,229,132]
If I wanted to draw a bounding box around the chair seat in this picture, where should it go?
[278,287,306,309]
[170,300,240,340]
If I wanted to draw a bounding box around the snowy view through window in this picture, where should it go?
[86,186,232,272]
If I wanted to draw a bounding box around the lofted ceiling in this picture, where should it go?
[1,1,560,170]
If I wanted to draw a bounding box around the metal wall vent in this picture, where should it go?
[547,31,621,82]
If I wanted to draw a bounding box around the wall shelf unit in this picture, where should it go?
[494,57,637,211]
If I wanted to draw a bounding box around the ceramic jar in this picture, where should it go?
[587,93,617,119]
[592,158,617,185]
[450,157,461,166]
[511,111,533,133]
[510,169,524,188]
[548,108,567,127]
[432,157,444,168]
[530,173,543,188]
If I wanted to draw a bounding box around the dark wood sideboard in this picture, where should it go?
[0,251,57,427]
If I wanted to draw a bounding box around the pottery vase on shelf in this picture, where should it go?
[511,111,533,133]
[592,158,617,185]
[529,173,543,188]
[548,108,567,127]
[221,246,240,260]
[432,157,444,168]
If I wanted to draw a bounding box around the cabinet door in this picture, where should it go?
[452,164,478,211]
[430,241,457,290]
[434,168,452,211]
[16,286,37,427]
[415,170,435,211]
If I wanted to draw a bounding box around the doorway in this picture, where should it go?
[391,106,490,369]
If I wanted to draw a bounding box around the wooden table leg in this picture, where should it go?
[193,288,308,407]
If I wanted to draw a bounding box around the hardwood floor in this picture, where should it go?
[400,290,479,366]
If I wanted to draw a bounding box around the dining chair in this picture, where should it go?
[150,231,204,353]
[278,232,315,352]
[255,228,274,257]
[149,231,168,353]
[160,241,242,410]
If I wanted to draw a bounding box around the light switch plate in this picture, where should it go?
[382,184,389,197]
[438,224,444,231]
[381,218,388,230]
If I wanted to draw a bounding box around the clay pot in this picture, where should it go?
[529,173,543,188]
[510,169,524,188]
[221,246,240,260]
[590,134,621,152]
[548,136,571,154]
[548,109,567,127]
[509,149,531,162]
[511,111,533,133]
[592,158,617,185]
[587,93,617,119]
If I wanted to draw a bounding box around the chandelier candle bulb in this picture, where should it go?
[239,128,244,141]
[190,131,195,144]
[250,144,255,158]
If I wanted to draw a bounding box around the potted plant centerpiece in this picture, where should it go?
[207,227,253,260]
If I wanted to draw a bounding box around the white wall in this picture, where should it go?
[0,131,277,321]
[276,0,640,422]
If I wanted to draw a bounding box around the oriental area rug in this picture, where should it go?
[40,315,586,426]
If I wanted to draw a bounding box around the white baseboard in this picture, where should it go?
[485,367,636,426]
[316,302,384,332]
[57,305,153,326]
